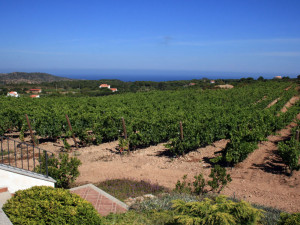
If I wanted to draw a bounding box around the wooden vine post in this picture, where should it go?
[179,121,184,140]
[121,117,130,154]
[25,114,36,146]
[296,130,299,142]
[121,117,127,140]
[65,114,78,149]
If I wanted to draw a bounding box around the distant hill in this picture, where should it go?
[0,72,72,84]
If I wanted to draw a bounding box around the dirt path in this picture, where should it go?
[75,139,228,189]
[281,96,300,113]
[74,114,300,213]
[222,114,300,213]
[266,97,280,108]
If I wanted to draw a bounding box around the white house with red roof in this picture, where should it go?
[30,95,40,98]
[7,91,19,97]
[99,84,111,88]
[110,88,118,92]
[210,80,215,84]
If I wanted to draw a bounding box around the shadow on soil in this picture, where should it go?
[251,150,287,175]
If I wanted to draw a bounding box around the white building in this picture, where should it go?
[7,91,19,97]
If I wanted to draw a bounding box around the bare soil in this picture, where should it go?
[281,96,300,113]
[222,113,300,213]
[266,97,280,108]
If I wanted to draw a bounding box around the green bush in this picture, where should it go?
[278,213,300,225]
[35,153,82,188]
[278,139,300,175]
[208,165,232,193]
[171,195,264,225]
[3,186,103,225]
[174,165,231,195]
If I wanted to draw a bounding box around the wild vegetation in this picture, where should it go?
[36,153,82,188]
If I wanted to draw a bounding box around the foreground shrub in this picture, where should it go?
[36,153,82,188]
[132,192,202,212]
[3,186,103,225]
[278,213,300,225]
[171,195,264,225]
[96,179,167,201]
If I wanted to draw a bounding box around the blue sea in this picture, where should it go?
[55,69,288,81]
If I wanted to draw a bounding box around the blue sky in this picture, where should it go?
[0,0,300,79]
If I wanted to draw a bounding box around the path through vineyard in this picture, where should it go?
[5,95,299,213]
[222,113,300,213]
[71,112,300,213]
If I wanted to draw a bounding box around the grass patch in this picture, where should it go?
[95,179,168,201]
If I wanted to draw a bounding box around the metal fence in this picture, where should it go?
[0,136,54,177]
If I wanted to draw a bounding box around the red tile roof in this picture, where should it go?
[99,84,110,87]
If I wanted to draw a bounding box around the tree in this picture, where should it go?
[257,76,264,81]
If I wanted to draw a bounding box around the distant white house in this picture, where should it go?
[7,91,19,97]
[29,88,42,93]
[99,84,111,88]
[274,76,282,79]
[210,80,215,84]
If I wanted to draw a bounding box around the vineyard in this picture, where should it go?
[0,80,299,165]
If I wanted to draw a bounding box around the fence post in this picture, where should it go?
[44,151,48,177]
[1,136,3,164]
[7,138,10,166]
[65,114,78,149]
[180,121,184,140]
[25,114,36,146]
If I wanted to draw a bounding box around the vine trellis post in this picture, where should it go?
[65,114,78,149]
[25,114,36,146]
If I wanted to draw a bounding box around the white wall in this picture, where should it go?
[0,167,55,193]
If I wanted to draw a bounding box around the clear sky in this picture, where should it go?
[0,0,300,79]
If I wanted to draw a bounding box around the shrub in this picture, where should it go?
[171,195,264,225]
[208,165,232,193]
[174,165,231,195]
[278,213,300,225]
[36,153,82,188]
[3,186,103,225]
[174,174,192,194]
[132,193,202,211]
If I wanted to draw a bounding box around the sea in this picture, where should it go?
[56,70,290,82]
